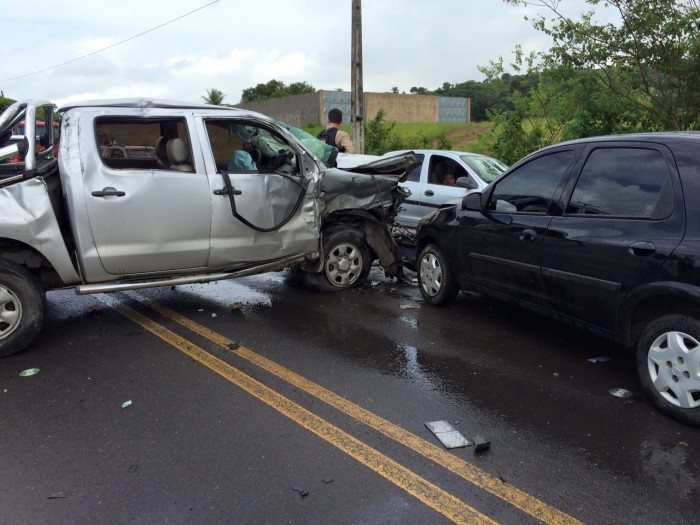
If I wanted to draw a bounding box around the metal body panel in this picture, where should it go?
[0,177,81,283]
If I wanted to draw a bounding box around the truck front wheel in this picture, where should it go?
[0,260,46,357]
[304,229,372,292]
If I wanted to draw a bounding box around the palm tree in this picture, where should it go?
[202,88,226,106]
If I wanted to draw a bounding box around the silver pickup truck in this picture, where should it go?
[0,99,416,357]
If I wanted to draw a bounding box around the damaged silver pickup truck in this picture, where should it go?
[0,99,416,357]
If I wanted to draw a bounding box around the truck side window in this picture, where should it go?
[95,118,193,171]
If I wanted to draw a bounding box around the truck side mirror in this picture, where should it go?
[462,192,482,211]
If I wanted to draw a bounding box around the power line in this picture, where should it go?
[1,0,220,83]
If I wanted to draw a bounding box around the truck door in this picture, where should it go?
[82,115,211,277]
[198,118,319,266]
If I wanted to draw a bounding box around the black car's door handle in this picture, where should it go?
[519,229,537,242]
[91,188,125,198]
[629,241,656,256]
[424,190,434,196]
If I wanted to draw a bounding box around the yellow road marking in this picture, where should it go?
[146,300,583,525]
[108,299,496,525]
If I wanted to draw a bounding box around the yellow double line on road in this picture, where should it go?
[104,294,582,525]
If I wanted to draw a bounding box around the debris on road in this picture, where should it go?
[291,486,309,497]
[400,304,421,310]
[609,387,634,398]
[19,368,40,377]
[47,492,66,499]
[121,400,132,409]
[323,477,334,484]
[588,356,611,363]
[230,302,243,310]
[473,435,491,453]
[425,420,472,449]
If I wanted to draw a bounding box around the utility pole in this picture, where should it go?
[351,0,364,153]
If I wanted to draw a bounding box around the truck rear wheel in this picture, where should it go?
[0,260,46,357]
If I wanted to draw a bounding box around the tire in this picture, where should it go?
[303,229,372,292]
[417,243,459,305]
[636,314,700,427]
[0,260,46,357]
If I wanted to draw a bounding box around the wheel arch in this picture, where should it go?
[0,238,63,289]
[619,282,700,347]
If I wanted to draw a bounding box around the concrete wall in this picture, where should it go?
[365,93,440,123]
[235,91,469,127]
[235,92,322,127]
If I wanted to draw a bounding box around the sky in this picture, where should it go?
[1,0,605,107]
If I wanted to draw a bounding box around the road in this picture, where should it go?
[1,265,698,524]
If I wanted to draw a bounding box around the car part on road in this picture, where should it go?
[636,314,700,427]
[417,244,459,305]
[0,260,45,358]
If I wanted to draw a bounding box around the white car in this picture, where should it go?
[383,149,507,227]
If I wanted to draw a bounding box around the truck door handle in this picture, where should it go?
[519,229,537,242]
[424,190,434,196]
[629,241,656,256]
[91,188,125,197]
[214,187,242,196]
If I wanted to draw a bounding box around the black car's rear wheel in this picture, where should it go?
[417,244,459,305]
[636,314,700,427]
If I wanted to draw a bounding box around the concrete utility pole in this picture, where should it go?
[351,0,364,153]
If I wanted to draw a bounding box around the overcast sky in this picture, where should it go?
[2,0,604,107]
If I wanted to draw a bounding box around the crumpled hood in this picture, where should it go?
[318,152,418,216]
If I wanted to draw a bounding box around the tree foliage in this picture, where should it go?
[240,79,315,103]
[486,0,700,162]
[201,88,226,106]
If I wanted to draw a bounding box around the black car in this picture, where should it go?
[415,133,700,427]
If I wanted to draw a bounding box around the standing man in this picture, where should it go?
[318,108,356,153]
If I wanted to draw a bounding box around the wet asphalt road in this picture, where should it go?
[1,265,698,525]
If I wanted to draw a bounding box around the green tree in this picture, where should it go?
[364,109,404,155]
[506,0,700,130]
[0,94,17,113]
[201,88,226,105]
[240,79,315,103]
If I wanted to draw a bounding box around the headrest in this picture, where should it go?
[155,137,168,160]
[166,138,189,164]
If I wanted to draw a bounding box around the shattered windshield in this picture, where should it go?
[461,154,508,183]
[276,121,338,168]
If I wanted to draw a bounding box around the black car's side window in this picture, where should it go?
[566,147,673,219]
[486,150,574,213]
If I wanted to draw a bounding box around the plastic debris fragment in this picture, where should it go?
[19,368,40,377]
[473,436,491,452]
[609,388,633,398]
[121,400,132,409]
[588,356,611,363]
[400,304,421,310]
[291,486,309,497]
[425,420,472,449]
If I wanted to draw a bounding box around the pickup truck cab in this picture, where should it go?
[0,99,416,357]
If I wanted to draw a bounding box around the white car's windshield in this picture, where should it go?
[461,155,508,183]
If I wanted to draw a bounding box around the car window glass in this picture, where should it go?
[428,155,464,186]
[95,118,190,171]
[205,120,298,175]
[405,153,424,182]
[461,155,508,183]
[487,150,574,213]
[566,147,672,218]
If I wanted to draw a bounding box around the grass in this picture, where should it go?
[302,121,496,155]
